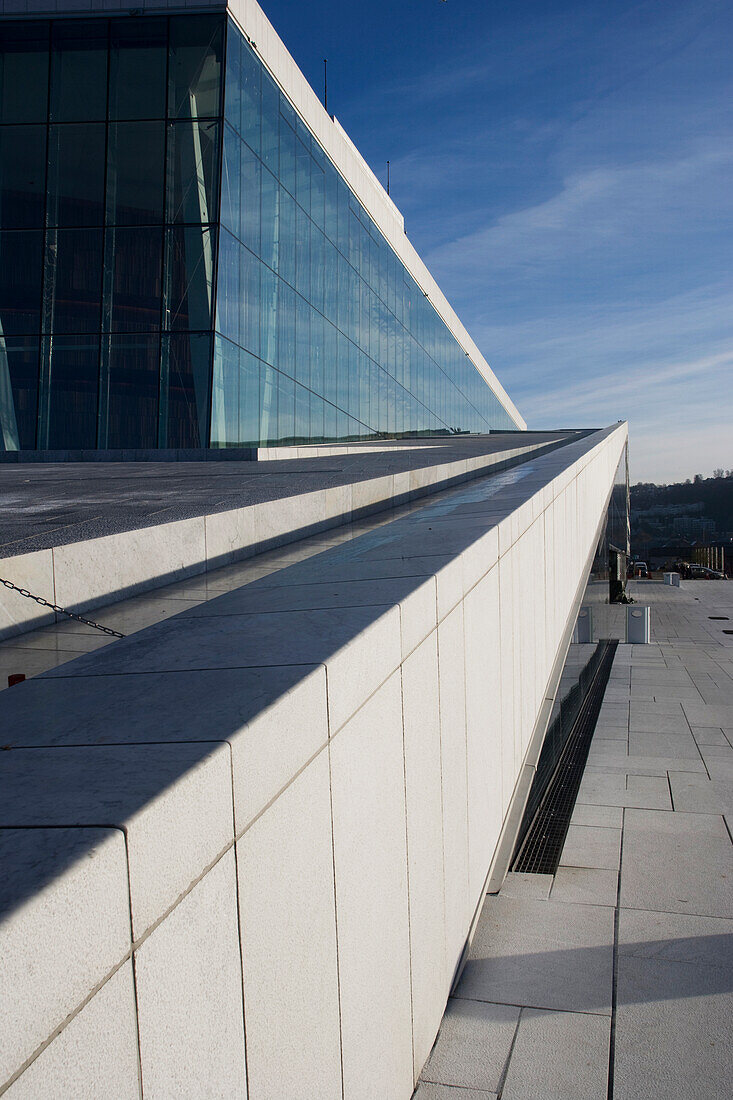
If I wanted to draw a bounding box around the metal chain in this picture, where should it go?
[0,578,126,639]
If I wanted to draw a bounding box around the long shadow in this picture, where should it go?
[455,934,733,1012]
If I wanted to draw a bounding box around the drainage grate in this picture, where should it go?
[723,630,733,635]
[511,639,618,875]
[709,616,729,620]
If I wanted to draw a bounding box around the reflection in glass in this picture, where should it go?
[211,333,239,447]
[99,334,159,449]
[109,18,166,121]
[43,229,103,334]
[106,122,165,225]
[41,335,99,449]
[103,227,163,333]
[168,15,223,121]
[164,226,214,331]
[0,22,49,125]
[159,331,211,449]
[0,336,38,450]
[0,126,46,230]
[166,120,220,224]
[0,230,43,336]
[50,21,108,123]
[46,123,105,227]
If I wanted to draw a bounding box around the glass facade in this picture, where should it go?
[0,12,519,454]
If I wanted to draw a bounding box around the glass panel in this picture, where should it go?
[102,227,163,333]
[0,335,38,451]
[166,120,220,224]
[220,124,241,238]
[0,230,43,336]
[210,333,239,447]
[46,123,105,227]
[0,22,49,124]
[277,368,294,442]
[106,122,165,225]
[260,166,279,272]
[240,143,261,256]
[215,228,240,345]
[50,20,108,123]
[109,18,167,121]
[260,265,277,366]
[0,125,46,230]
[223,23,241,132]
[164,226,214,331]
[260,71,279,175]
[100,333,159,449]
[168,14,224,121]
[42,335,99,449]
[240,39,261,155]
[295,139,310,215]
[278,118,296,197]
[239,347,260,446]
[42,229,103,334]
[159,331,211,448]
[240,246,260,357]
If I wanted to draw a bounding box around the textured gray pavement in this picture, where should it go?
[415,579,733,1100]
[0,432,573,557]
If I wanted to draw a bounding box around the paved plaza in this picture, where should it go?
[416,579,733,1100]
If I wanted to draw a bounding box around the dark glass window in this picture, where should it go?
[239,346,260,446]
[0,22,49,125]
[102,227,163,333]
[164,226,214,331]
[0,336,38,450]
[107,122,165,226]
[0,230,43,336]
[42,335,99,449]
[46,123,105,227]
[211,333,239,447]
[43,228,103,334]
[168,15,224,121]
[215,228,240,346]
[0,125,46,229]
[160,331,211,448]
[221,124,241,239]
[100,333,159,449]
[166,120,220,224]
[223,25,241,133]
[109,18,166,121]
[49,21,108,123]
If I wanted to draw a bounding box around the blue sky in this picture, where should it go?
[261,0,732,482]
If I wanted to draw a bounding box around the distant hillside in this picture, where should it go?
[631,472,733,534]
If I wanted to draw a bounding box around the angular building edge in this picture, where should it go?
[0,422,627,1098]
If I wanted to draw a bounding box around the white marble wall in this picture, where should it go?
[0,423,627,1098]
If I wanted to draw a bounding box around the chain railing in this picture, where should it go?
[0,578,126,639]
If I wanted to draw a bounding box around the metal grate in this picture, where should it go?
[709,616,729,620]
[511,639,618,875]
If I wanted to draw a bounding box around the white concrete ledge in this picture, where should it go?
[0,422,628,1098]
[0,438,557,642]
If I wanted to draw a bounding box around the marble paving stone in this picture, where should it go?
[0,742,233,938]
[135,850,247,1099]
[414,1083,497,1100]
[458,895,614,1014]
[569,803,624,828]
[501,1008,610,1100]
[559,824,621,870]
[3,963,140,1100]
[41,603,401,735]
[420,998,519,1093]
[0,828,131,1084]
[627,713,691,735]
[236,752,342,1100]
[617,907,733,968]
[669,771,733,814]
[551,867,618,907]
[613,952,733,1100]
[620,808,733,918]
[627,730,700,760]
[499,872,553,901]
[576,771,671,810]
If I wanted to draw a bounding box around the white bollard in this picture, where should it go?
[627,605,650,644]
[573,606,593,643]
[664,572,680,587]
